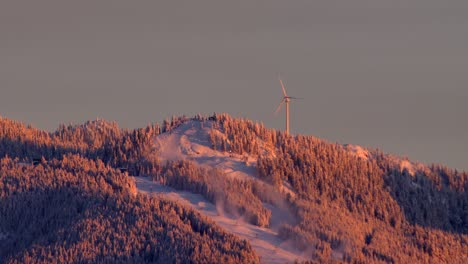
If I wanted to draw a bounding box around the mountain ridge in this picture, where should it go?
[0,113,467,263]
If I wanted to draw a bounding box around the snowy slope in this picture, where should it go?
[154,120,260,180]
[344,144,370,160]
[133,120,307,263]
[134,176,307,264]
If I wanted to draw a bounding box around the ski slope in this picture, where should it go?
[154,120,259,180]
[134,120,307,263]
[134,176,307,264]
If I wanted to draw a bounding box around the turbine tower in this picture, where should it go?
[275,78,301,135]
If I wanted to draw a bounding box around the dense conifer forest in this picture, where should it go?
[210,114,467,263]
[0,114,467,263]
[0,154,258,263]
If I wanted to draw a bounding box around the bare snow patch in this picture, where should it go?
[133,176,307,264]
[399,160,415,176]
[154,121,260,181]
[344,144,370,161]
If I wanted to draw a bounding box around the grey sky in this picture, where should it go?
[1,0,467,170]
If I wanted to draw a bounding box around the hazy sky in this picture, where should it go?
[1,0,467,170]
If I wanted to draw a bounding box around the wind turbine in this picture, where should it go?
[274,78,301,135]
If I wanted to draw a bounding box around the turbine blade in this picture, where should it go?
[274,99,285,116]
[279,79,288,97]
[289,97,304,100]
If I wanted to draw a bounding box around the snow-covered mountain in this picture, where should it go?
[0,114,466,263]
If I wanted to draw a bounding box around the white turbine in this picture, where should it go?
[274,78,301,135]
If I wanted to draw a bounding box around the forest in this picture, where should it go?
[0,154,258,263]
[0,114,467,263]
[210,114,467,263]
